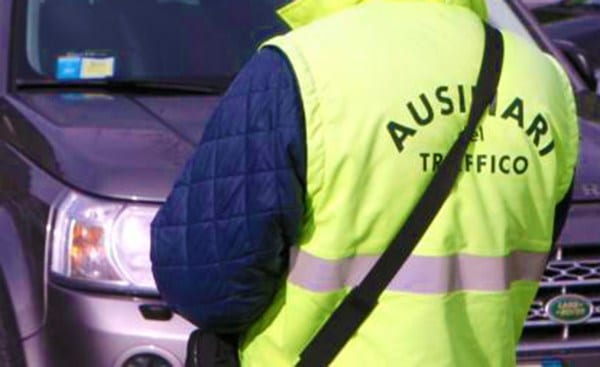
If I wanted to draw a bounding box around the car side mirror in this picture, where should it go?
[554,38,599,93]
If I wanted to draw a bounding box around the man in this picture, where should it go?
[151,0,579,365]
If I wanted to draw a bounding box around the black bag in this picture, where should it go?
[185,330,240,367]
[184,21,504,367]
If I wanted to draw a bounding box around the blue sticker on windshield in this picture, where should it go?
[56,53,116,80]
[56,56,83,80]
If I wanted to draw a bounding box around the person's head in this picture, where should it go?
[276,0,487,28]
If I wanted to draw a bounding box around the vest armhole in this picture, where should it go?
[547,55,580,203]
[262,39,327,230]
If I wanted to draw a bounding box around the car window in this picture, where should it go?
[17,0,290,84]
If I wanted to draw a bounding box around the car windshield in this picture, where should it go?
[12,0,586,92]
[14,0,290,87]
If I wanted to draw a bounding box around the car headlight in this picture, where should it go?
[49,191,159,295]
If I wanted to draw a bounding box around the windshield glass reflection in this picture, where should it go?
[18,0,289,84]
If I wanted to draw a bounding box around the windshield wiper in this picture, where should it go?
[14,79,225,95]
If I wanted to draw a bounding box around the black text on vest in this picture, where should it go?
[386,85,556,158]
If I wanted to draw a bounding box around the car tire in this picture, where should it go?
[0,271,26,367]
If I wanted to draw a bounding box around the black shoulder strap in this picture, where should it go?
[297,22,504,367]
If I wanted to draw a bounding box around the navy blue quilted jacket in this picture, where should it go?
[151,48,573,334]
[151,48,306,333]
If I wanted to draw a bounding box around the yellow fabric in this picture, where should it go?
[277,0,488,28]
[243,282,539,366]
[242,1,579,366]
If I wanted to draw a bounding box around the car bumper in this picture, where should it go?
[25,282,194,367]
[518,354,600,366]
[518,344,600,366]
[26,284,600,366]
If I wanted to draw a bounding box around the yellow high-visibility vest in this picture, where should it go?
[241,1,579,365]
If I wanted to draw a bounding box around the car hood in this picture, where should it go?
[6,92,220,202]
[5,91,600,203]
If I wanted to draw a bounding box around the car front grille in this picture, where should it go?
[519,202,600,353]
[520,241,600,351]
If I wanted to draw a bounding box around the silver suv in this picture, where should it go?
[0,0,598,366]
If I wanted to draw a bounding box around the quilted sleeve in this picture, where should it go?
[150,48,306,333]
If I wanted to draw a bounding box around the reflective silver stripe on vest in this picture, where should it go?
[288,247,548,293]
